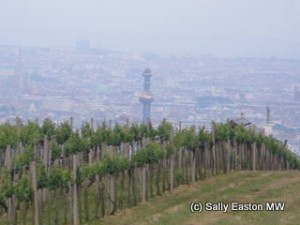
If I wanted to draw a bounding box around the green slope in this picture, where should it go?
[93,171,300,225]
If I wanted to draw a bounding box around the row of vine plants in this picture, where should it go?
[0,118,298,225]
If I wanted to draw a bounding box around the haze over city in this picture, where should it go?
[1,0,300,58]
[0,1,299,154]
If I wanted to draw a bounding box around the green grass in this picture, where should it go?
[88,170,300,225]
[1,171,299,225]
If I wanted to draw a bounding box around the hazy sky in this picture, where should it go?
[1,0,300,58]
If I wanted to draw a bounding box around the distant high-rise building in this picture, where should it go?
[211,81,217,96]
[139,68,154,123]
[264,106,273,136]
[76,39,90,53]
[211,84,217,96]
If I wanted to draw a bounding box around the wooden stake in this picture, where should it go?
[90,118,94,131]
[4,145,11,169]
[72,155,78,225]
[252,142,256,171]
[43,135,49,169]
[170,154,174,191]
[30,162,39,225]
[211,121,217,175]
[141,166,146,203]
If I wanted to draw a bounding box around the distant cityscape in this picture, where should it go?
[0,42,299,154]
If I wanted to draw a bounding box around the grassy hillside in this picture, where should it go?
[94,171,300,225]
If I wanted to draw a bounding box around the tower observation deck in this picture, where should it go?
[139,68,154,123]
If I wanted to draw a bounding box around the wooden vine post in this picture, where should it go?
[4,145,11,169]
[226,139,231,173]
[109,146,116,215]
[141,165,146,203]
[211,121,217,175]
[30,162,39,225]
[73,154,79,225]
[169,154,174,191]
[191,150,196,183]
[252,142,256,171]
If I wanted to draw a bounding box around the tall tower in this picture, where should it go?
[264,106,273,136]
[266,106,270,124]
[139,68,154,123]
[211,79,217,96]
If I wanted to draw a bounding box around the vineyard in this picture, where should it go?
[0,118,298,225]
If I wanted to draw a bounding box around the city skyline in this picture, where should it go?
[0,44,299,155]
